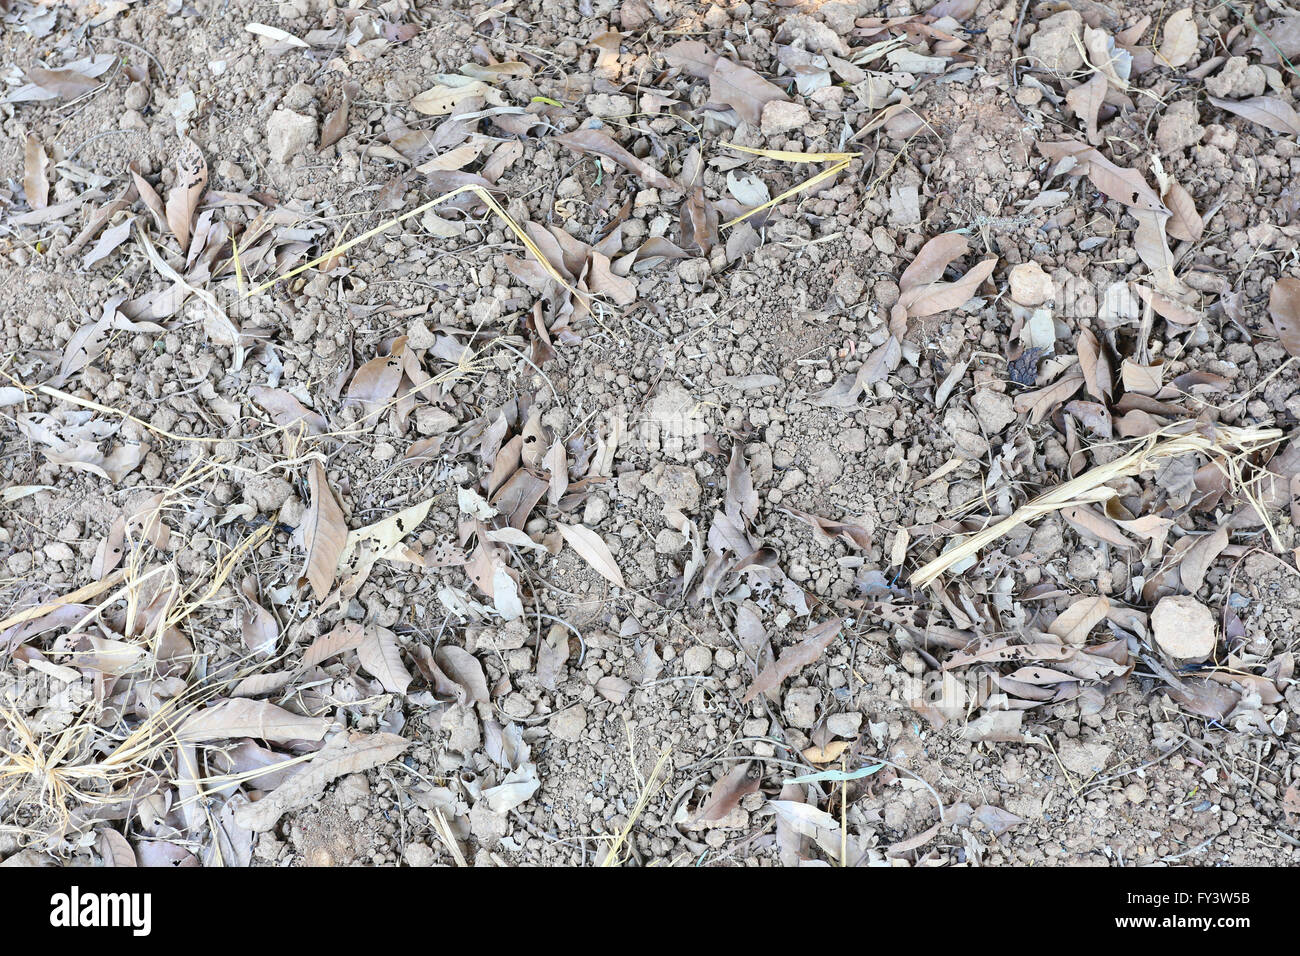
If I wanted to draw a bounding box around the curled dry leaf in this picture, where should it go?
[741,617,841,704]
[301,461,347,600]
[556,522,626,589]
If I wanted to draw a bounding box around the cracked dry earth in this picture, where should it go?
[2,0,1300,868]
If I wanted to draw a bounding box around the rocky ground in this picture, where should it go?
[1,0,1300,867]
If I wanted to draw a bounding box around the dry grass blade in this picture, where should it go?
[600,745,671,867]
[245,184,580,302]
[718,143,861,230]
[909,424,1283,587]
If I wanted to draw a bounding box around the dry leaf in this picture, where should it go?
[301,461,347,600]
[177,699,333,743]
[357,625,413,694]
[1048,595,1110,645]
[1162,180,1203,242]
[554,128,677,192]
[235,732,408,832]
[250,386,327,434]
[693,761,760,823]
[556,522,626,589]
[23,134,49,210]
[1269,277,1300,358]
[741,617,841,703]
[1157,9,1198,68]
[165,139,207,254]
[1208,95,1300,136]
[709,56,788,127]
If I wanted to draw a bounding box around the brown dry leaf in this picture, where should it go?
[357,625,413,694]
[1269,277,1300,358]
[708,56,788,127]
[554,128,677,192]
[165,139,207,254]
[1061,504,1138,550]
[1121,358,1164,395]
[692,761,761,823]
[1208,96,1300,136]
[1177,525,1229,594]
[300,621,369,669]
[1133,283,1201,325]
[346,339,406,414]
[410,79,501,115]
[1157,9,1198,67]
[1048,595,1110,645]
[663,40,720,78]
[896,257,997,323]
[301,461,347,601]
[23,134,49,210]
[177,698,333,743]
[1132,209,1181,295]
[235,732,409,832]
[1065,73,1106,145]
[1077,327,1112,402]
[815,336,902,408]
[1162,179,1203,242]
[1038,141,1168,214]
[741,617,842,703]
[556,522,626,589]
[899,233,969,294]
[1083,26,1130,89]
[435,645,489,704]
[250,386,327,435]
[96,828,137,867]
[1013,366,1084,424]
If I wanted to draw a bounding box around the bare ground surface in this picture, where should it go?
[2,0,1300,867]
